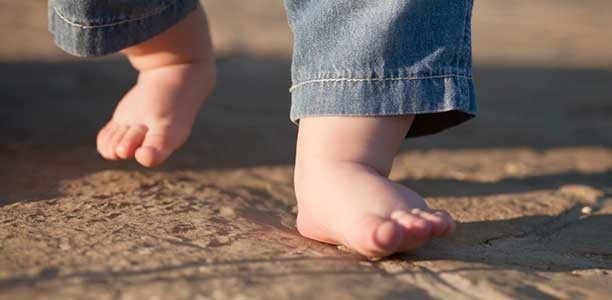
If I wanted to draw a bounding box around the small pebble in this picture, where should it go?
[581,206,593,215]
[359,261,373,267]
[378,261,405,274]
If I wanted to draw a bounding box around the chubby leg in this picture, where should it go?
[96,6,215,167]
[294,116,455,257]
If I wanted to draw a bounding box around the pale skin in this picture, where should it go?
[97,5,455,257]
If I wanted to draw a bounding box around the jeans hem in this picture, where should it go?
[289,75,477,137]
[48,0,198,57]
[289,74,472,92]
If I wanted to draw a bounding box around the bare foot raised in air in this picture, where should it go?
[97,7,215,167]
[294,116,455,258]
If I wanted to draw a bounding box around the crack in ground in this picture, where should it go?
[482,203,584,246]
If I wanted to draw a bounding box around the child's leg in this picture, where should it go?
[285,0,476,256]
[49,1,214,167]
[295,116,454,257]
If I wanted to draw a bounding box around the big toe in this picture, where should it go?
[134,132,181,167]
[347,212,436,257]
[346,216,405,257]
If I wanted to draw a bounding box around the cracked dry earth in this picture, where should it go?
[2,0,612,299]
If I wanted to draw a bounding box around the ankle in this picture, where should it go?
[293,158,385,206]
[120,7,214,71]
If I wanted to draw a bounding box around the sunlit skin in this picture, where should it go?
[97,7,215,167]
[295,116,454,257]
[97,5,455,257]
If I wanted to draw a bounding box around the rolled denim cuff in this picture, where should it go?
[286,0,477,137]
[289,74,476,137]
[48,0,199,57]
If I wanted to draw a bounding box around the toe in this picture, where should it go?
[390,210,433,250]
[373,220,404,253]
[105,125,129,160]
[350,216,404,257]
[97,123,129,160]
[134,132,180,167]
[433,210,456,236]
[115,125,147,159]
[96,122,115,158]
[410,208,452,237]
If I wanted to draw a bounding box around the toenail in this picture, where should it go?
[410,208,422,214]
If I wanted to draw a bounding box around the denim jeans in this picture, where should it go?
[49,0,476,137]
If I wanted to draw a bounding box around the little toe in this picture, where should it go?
[134,132,179,167]
[390,210,433,250]
[96,122,116,158]
[115,125,147,159]
[433,210,456,236]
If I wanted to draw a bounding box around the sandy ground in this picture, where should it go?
[1,0,611,299]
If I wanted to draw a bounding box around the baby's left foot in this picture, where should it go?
[294,116,455,257]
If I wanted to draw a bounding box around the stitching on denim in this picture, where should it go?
[289,74,472,92]
[53,4,173,29]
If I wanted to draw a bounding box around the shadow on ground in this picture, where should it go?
[1,55,610,204]
[1,55,611,151]
[401,171,612,198]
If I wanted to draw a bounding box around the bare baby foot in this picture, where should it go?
[97,7,215,167]
[294,116,455,257]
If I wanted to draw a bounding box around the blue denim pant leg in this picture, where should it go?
[49,0,476,137]
[48,0,198,56]
[285,0,477,137]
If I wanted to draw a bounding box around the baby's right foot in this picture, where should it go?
[294,116,455,257]
[96,6,215,167]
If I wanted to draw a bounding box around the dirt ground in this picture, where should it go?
[1,0,611,299]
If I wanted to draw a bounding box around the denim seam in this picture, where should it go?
[464,0,474,73]
[53,4,173,30]
[289,74,472,92]
[455,1,470,75]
